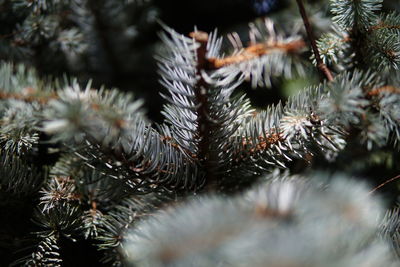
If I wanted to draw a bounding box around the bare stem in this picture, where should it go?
[295,0,334,82]
[207,39,306,68]
[369,174,400,195]
[190,31,219,191]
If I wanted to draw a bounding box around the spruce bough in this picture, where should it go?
[0,0,400,265]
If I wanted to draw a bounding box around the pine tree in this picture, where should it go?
[1,0,400,266]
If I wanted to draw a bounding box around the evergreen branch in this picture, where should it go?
[229,82,347,180]
[82,203,104,239]
[47,154,127,204]
[42,83,141,141]
[380,206,400,258]
[23,234,62,267]
[369,12,400,33]
[158,26,252,190]
[2,3,400,265]
[319,71,372,127]
[0,102,41,155]
[0,152,44,195]
[96,193,173,265]
[42,82,197,191]
[376,86,400,143]
[210,19,309,88]
[229,70,397,180]
[363,23,400,70]
[21,205,83,266]
[317,36,351,58]
[0,61,193,193]
[40,176,81,212]
[314,25,353,71]
[231,105,289,171]
[124,173,395,267]
[330,0,383,30]
[32,204,83,235]
[0,63,54,95]
[327,0,399,70]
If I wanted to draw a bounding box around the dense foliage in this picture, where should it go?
[1,0,400,266]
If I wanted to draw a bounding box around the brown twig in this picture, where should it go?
[295,0,334,82]
[369,174,400,195]
[207,39,306,68]
[231,130,289,166]
[239,132,284,157]
[160,135,197,159]
[190,31,220,191]
[367,85,400,97]
[0,89,57,104]
[369,23,400,32]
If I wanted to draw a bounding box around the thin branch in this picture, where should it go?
[160,135,197,159]
[367,85,400,97]
[295,0,334,82]
[189,31,219,191]
[369,23,400,32]
[207,39,306,68]
[369,174,400,195]
[237,132,285,161]
[319,36,351,55]
[0,89,57,104]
